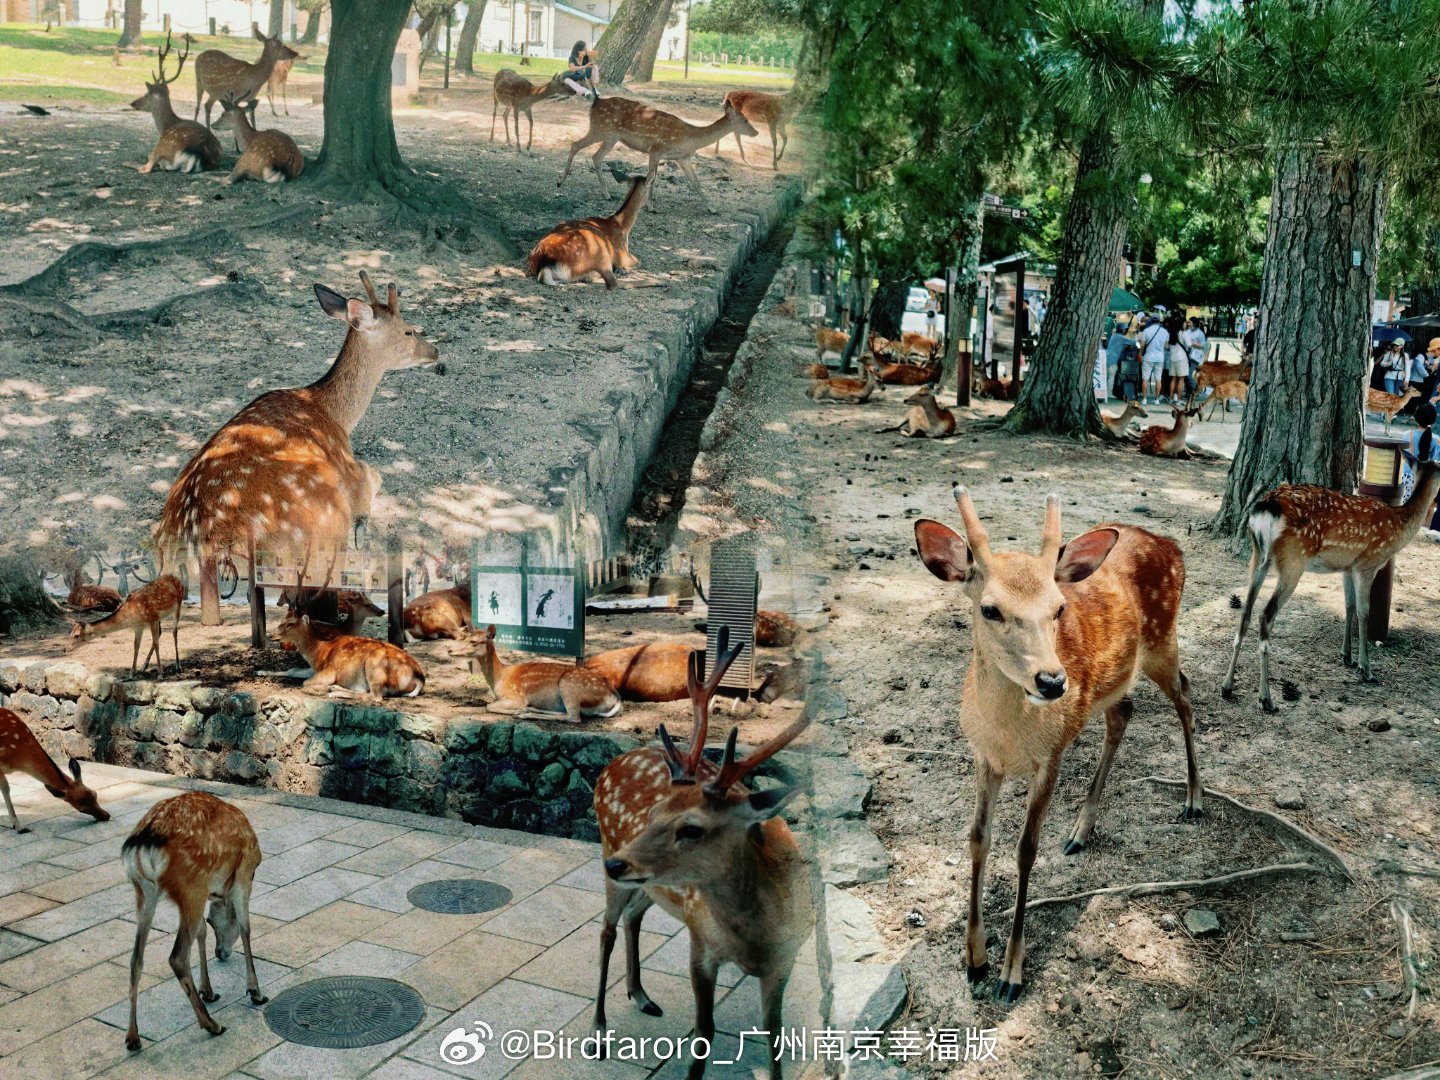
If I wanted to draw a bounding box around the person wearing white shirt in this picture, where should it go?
[1138,315,1169,404]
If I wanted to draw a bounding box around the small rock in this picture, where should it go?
[1183,908,1221,937]
[1075,1052,1092,1073]
[1368,718,1392,733]
[887,676,908,691]
[1158,913,1179,932]
[944,854,962,866]
[1000,475,1014,483]
[1272,787,1305,810]
[1386,1021,1406,1040]
[905,910,926,928]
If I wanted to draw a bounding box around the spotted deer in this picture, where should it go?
[123,792,265,1051]
[0,708,109,832]
[129,32,222,175]
[67,574,185,678]
[1100,400,1148,440]
[1138,405,1200,458]
[877,384,956,438]
[1221,460,1440,712]
[193,25,301,129]
[1193,358,1251,398]
[873,355,942,386]
[528,174,650,289]
[212,98,305,183]
[277,587,383,632]
[264,53,303,117]
[61,566,122,613]
[558,97,758,212]
[1202,379,1248,422]
[452,625,621,721]
[914,487,1203,1002]
[1366,385,1420,434]
[807,361,881,403]
[719,90,794,169]
[403,582,473,640]
[491,68,567,151]
[814,326,849,358]
[593,630,812,1078]
[273,609,425,701]
[584,638,700,702]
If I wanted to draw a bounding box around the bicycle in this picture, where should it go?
[91,549,157,597]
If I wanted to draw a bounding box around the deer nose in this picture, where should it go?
[604,858,629,880]
[1034,671,1067,700]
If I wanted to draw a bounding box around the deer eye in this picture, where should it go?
[980,604,1003,623]
[1056,604,1067,621]
[676,824,705,842]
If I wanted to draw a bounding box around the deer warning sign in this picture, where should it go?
[469,548,585,658]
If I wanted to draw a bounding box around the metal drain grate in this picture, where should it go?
[265,976,425,1049]
[407,878,513,915]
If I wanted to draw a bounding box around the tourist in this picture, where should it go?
[1105,320,1133,401]
[1380,338,1409,397]
[1402,403,1440,535]
[1094,335,1108,400]
[1411,338,1440,402]
[1242,314,1259,359]
[564,41,601,100]
[1237,311,1249,338]
[1165,316,1190,404]
[1114,321,1142,403]
[1138,313,1169,404]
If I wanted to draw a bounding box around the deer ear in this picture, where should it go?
[914,519,974,583]
[314,284,349,318]
[253,24,266,41]
[69,758,83,783]
[345,298,379,332]
[745,785,796,820]
[1055,528,1120,584]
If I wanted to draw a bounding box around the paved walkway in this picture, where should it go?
[0,763,823,1080]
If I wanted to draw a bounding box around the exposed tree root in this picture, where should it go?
[0,293,99,338]
[1390,897,1422,1020]
[94,280,264,331]
[1002,861,1324,918]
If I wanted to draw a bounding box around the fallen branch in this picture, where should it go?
[1002,861,1323,918]
[1390,897,1422,1021]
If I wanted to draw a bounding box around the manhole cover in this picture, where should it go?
[407,878,513,914]
[265,976,425,1049]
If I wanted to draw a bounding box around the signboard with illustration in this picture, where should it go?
[470,549,585,658]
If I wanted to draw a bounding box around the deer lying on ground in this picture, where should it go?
[584,638,700,702]
[719,90,793,169]
[873,332,940,364]
[129,32,221,175]
[212,99,304,183]
[404,581,473,640]
[273,609,425,701]
[61,566,122,613]
[193,24,300,129]
[1367,385,1420,434]
[873,356,941,386]
[689,573,803,650]
[277,588,383,632]
[453,625,621,721]
[1203,379,1248,421]
[264,53,302,117]
[807,362,881,403]
[492,68,567,152]
[1100,400,1148,440]
[68,574,184,678]
[594,631,812,1078]
[559,97,758,213]
[1222,460,1440,712]
[878,385,956,438]
[979,377,1016,401]
[914,488,1203,1003]
[1138,406,1200,458]
[124,792,265,1051]
[0,708,108,832]
[528,175,650,289]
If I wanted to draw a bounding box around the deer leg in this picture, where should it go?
[1064,697,1133,854]
[589,139,617,195]
[1353,567,1379,682]
[997,754,1059,1005]
[1257,559,1304,714]
[126,880,159,1050]
[623,894,661,1015]
[130,626,143,678]
[759,968,791,1079]
[600,267,619,290]
[1221,540,1269,699]
[734,129,747,163]
[686,951,720,1080]
[965,759,1002,984]
[777,124,789,165]
[1148,654,1204,818]
[1342,570,1358,668]
[171,606,182,674]
[643,151,662,211]
[302,670,337,695]
[169,905,224,1037]
[195,915,218,1003]
[0,773,26,833]
[559,133,602,188]
[770,124,779,170]
[203,96,217,130]
[525,109,535,153]
[233,881,266,1004]
[490,99,499,141]
[677,159,714,214]
[594,880,622,1031]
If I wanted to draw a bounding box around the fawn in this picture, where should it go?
[264,53,303,117]
[807,361,881,403]
[1193,358,1252,398]
[123,792,265,1051]
[1203,379,1248,421]
[1138,405,1200,458]
[584,638,699,702]
[1100,400,1148,440]
[1222,460,1440,712]
[719,90,793,169]
[0,708,108,831]
[129,32,221,175]
[193,25,300,129]
[528,175,651,289]
[594,631,812,1079]
[878,384,956,438]
[814,326,849,358]
[212,98,304,183]
[68,574,184,678]
[403,581,473,640]
[914,487,1203,1002]
[273,609,424,701]
[452,625,621,722]
[492,68,567,151]
[1367,385,1420,434]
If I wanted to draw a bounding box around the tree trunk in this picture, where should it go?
[948,205,984,404]
[269,0,286,38]
[870,278,908,340]
[455,0,485,73]
[116,0,142,47]
[417,7,445,70]
[0,556,62,637]
[1212,147,1386,539]
[631,0,674,82]
[595,0,669,85]
[300,7,322,45]
[1003,130,1128,438]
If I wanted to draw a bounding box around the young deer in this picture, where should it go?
[212,99,305,183]
[807,362,881,403]
[1100,400,1148,440]
[273,609,425,701]
[453,625,621,722]
[719,90,793,169]
[0,708,109,832]
[129,32,221,175]
[123,792,265,1051]
[1203,379,1248,422]
[1138,406,1200,458]
[878,385,956,438]
[814,326,849,358]
[68,574,185,678]
[403,582,473,640]
[914,488,1203,1002]
[193,25,301,129]
[594,632,812,1079]
[264,53,303,117]
[491,68,567,152]
[1221,461,1440,712]
[1367,385,1420,434]
[1193,358,1252,398]
[584,638,699,702]
[528,174,650,289]
[558,97,758,213]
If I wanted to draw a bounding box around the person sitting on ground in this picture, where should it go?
[564,40,601,100]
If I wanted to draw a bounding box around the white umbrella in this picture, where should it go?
[923,277,947,292]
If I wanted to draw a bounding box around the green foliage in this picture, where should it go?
[689,31,800,67]
[690,0,802,34]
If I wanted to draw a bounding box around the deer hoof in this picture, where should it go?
[1360,670,1377,684]
[994,981,1024,1005]
[966,963,989,985]
[16,826,30,835]
[201,989,219,1003]
[126,1036,142,1052]
[1062,838,1085,856]
[639,1001,663,1017]
[1219,685,1236,702]
[249,992,268,1005]
[206,1024,226,1038]
[1178,806,1204,821]
[1260,698,1278,715]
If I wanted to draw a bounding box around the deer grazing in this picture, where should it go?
[914,488,1203,1002]
[1100,400,1148,440]
[453,625,621,722]
[877,384,956,438]
[1202,379,1248,422]
[807,361,881,403]
[1367,385,1420,434]
[128,32,221,175]
[212,99,305,183]
[403,581,473,640]
[584,638,701,702]
[719,90,793,169]
[1138,405,1200,458]
[594,631,813,1078]
[123,792,265,1051]
[528,175,650,289]
[558,97,758,213]
[273,609,425,701]
[67,574,184,678]
[264,53,303,117]
[193,25,301,129]
[0,708,109,832]
[1221,461,1440,712]
[492,68,567,151]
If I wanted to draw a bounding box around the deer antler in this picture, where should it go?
[952,484,993,567]
[1039,493,1062,565]
[387,282,399,315]
[358,271,380,306]
[156,31,192,85]
[703,714,811,799]
[681,625,742,776]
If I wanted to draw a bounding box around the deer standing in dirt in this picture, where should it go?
[129,32,222,175]
[1221,461,1440,712]
[0,708,109,832]
[814,326,850,358]
[719,90,793,169]
[404,582,473,640]
[453,625,621,721]
[67,574,184,678]
[584,638,702,702]
[528,175,650,289]
[594,631,812,1079]
[807,362,881,403]
[193,25,301,129]
[914,488,1203,1003]
[1138,405,1200,458]
[264,53,303,117]
[1100,400,1148,440]
[878,385,956,438]
[123,792,265,1051]
[1367,386,1420,434]
[1202,379,1248,422]
[273,609,425,701]
[492,68,567,152]
[212,99,304,183]
[558,97,758,213]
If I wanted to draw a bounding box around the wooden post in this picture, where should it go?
[443,8,451,89]
[249,582,266,648]
[387,545,405,647]
[200,555,221,625]
[1012,260,1026,394]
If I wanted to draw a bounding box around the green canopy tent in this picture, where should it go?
[1109,287,1145,313]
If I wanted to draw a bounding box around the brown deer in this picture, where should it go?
[60,565,122,614]
[277,587,383,631]
[1100,400,1148,440]
[594,632,813,1078]
[0,708,109,832]
[719,90,794,169]
[453,625,621,722]
[129,32,222,175]
[873,356,942,386]
[193,25,301,129]
[403,582,473,640]
[584,638,700,702]
[796,362,829,379]
[123,792,265,1051]
[491,68,567,152]
[814,326,850,358]
[528,175,650,289]
[1221,461,1440,712]
[67,574,185,678]
[1193,358,1252,398]
[914,488,1203,1002]
[878,384,956,438]
[558,97,758,212]
[212,99,305,183]
[273,609,425,701]
[1202,379,1248,422]
[1366,385,1420,434]
[807,362,881,403]
[872,331,940,364]
[264,53,303,117]
[1138,405,1200,458]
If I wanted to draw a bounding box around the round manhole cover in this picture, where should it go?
[265,976,426,1049]
[407,878,513,915]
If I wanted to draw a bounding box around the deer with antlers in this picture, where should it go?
[1221,460,1440,712]
[719,90,794,170]
[914,488,1203,1002]
[67,574,185,678]
[128,32,222,175]
[264,53,303,117]
[212,99,305,183]
[0,708,109,832]
[492,68,567,152]
[1138,405,1201,458]
[529,175,650,289]
[452,625,621,722]
[594,629,813,1078]
[877,385,956,438]
[193,25,301,130]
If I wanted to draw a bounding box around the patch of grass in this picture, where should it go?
[0,84,130,104]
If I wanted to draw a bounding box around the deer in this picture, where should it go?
[492,68,567,152]
[593,630,813,1079]
[796,362,829,380]
[452,625,621,722]
[913,487,1204,1003]
[689,573,804,650]
[67,574,184,678]
[558,97,758,213]
[1367,385,1420,434]
[807,361,881,403]
[1138,405,1201,458]
[719,90,793,169]
[1221,460,1440,713]
[193,25,301,130]
[1193,358,1252,398]
[403,581,473,640]
[873,355,942,386]
[814,326,850,358]
[211,98,305,183]
[264,53,303,117]
[979,377,1017,401]
[128,31,222,175]
[1202,379,1248,422]
[877,384,956,438]
[1100,400,1148,440]
[123,791,266,1051]
[0,708,109,832]
[584,638,701,702]
[873,332,940,364]
[528,175,650,289]
[60,565,122,614]
[277,588,383,631]
[273,608,425,701]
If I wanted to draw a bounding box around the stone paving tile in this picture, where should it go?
[0,858,69,898]
[646,1030,776,1078]
[642,932,744,988]
[361,907,496,957]
[9,881,134,941]
[322,818,413,850]
[51,803,168,845]
[247,868,381,922]
[117,887,280,937]
[245,1005,448,1080]
[93,995,284,1080]
[103,926,180,981]
[95,958,291,1044]
[578,970,699,1068]
[0,891,57,925]
[430,837,515,872]
[479,849,593,904]
[250,899,398,969]
[253,812,357,856]
[507,1055,650,1080]
[712,963,824,1037]
[592,903,686,937]
[509,922,668,999]
[47,835,128,870]
[253,838,364,887]
[292,939,423,980]
[345,859,500,915]
[0,955,161,1056]
[0,1014,137,1079]
[31,858,126,904]
[332,829,465,877]
[0,917,148,993]
[0,834,90,875]
[0,927,42,961]
[555,860,605,893]
[480,885,607,947]
[370,1059,490,1080]
[400,930,546,1012]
